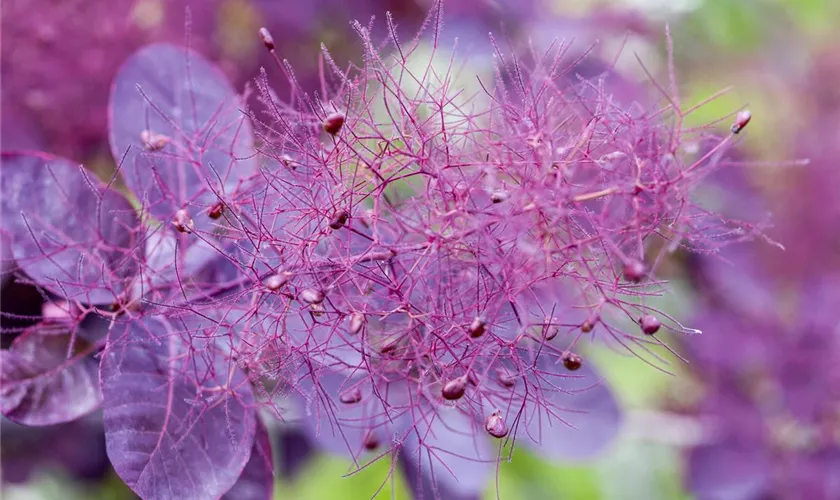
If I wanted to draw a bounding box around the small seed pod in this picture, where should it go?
[623,260,648,283]
[485,410,508,439]
[490,189,509,203]
[329,210,349,230]
[468,316,486,338]
[580,320,595,333]
[207,201,225,219]
[543,324,559,341]
[363,430,379,451]
[140,130,170,151]
[299,288,325,304]
[380,338,399,356]
[309,302,325,317]
[562,352,583,371]
[730,110,752,134]
[258,27,275,50]
[348,312,365,335]
[639,314,661,335]
[263,273,290,291]
[280,154,297,170]
[496,368,516,388]
[172,209,194,234]
[442,376,467,401]
[323,112,345,135]
[339,387,362,404]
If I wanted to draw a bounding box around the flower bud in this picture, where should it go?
[623,259,647,283]
[329,210,349,230]
[363,430,379,450]
[339,387,362,404]
[468,316,486,338]
[323,112,345,135]
[140,130,170,151]
[299,288,325,304]
[730,110,751,134]
[263,273,290,291]
[172,209,194,234]
[442,376,467,400]
[562,352,583,371]
[207,201,225,219]
[639,314,661,335]
[348,312,365,335]
[485,410,508,438]
[490,189,509,203]
[258,27,275,50]
[496,368,516,388]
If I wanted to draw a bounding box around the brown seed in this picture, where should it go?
[485,410,508,438]
[562,352,583,371]
[323,112,345,135]
[730,110,751,134]
[468,316,486,338]
[329,210,349,230]
[623,260,648,283]
[208,201,225,219]
[172,209,194,234]
[363,430,379,450]
[442,376,467,401]
[258,27,275,50]
[639,314,661,335]
[581,320,595,333]
[490,189,509,203]
[339,388,362,404]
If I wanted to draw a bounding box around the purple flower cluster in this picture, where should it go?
[683,48,840,500]
[2,4,755,499]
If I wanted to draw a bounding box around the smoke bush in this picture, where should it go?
[1,4,758,499]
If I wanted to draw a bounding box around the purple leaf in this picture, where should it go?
[1,414,109,484]
[401,407,493,499]
[101,316,256,500]
[490,359,622,462]
[108,43,257,234]
[222,417,275,500]
[1,326,101,425]
[688,444,770,500]
[0,152,140,304]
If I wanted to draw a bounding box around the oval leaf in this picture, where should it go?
[222,418,275,500]
[101,316,256,500]
[1,326,102,425]
[0,152,140,304]
[108,43,257,234]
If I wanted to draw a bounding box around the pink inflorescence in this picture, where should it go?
[0,5,763,499]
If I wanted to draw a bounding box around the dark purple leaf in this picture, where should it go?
[222,417,275,500]
[1,326,101,425]
[0,276,45,335]
[490,360,622,462]
[401,407,493,499]
[1,414,109,484]
[101,316,256,500]
[108,43,256,234]
[275,427,314,480]
[0,151,139,305]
